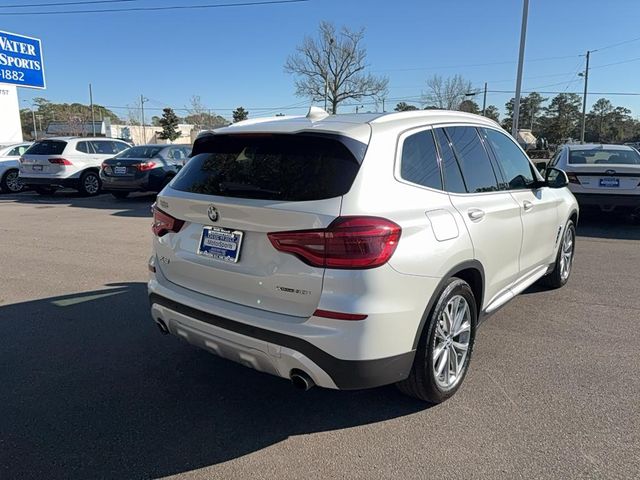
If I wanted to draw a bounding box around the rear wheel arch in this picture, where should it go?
[411,260,484,350]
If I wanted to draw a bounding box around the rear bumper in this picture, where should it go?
[148,292,415,390]
[20,176,79,188]
[100,172,155,192]
[573,193,640,209]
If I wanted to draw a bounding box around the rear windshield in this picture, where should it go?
[25,140,67,156]
[171,134,363,201]
[569,148,640,165]
[116,146,163,159]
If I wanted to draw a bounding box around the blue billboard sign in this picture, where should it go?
[0,30,45,89]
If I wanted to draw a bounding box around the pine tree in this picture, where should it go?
[232,107,249,123]
[158,107,181,141]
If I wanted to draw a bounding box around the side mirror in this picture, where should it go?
[545,167,569,189]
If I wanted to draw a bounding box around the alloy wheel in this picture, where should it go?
[5,171,23,192]
[433,295,471,390]
[559,226,575,281]
[84,174,100,195]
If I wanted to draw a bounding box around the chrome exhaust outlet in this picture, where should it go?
[290,370,315,391]
[155,319,169,335]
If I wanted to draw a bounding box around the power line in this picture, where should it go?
[0,0,138,8]
[590,56,640,69]
[0,0,309,16]
[592,35,640,52]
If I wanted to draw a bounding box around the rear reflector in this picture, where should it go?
[48,158,73,165]
[152,205,184,237]
[268,216,401,269]
[313,309,367,321]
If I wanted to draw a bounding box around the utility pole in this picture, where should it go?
[511,0,529,138]
[31,108,37,140]
[482,82,487,116]
[382,98,386,113]
[89,83,96,136]
[140,94,148,143]
[580,50,591,144]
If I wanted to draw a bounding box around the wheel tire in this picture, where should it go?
[541,219,576,289]
[0,169,24,193]
[111,191,130,199]
[78,171,101,196]
[397,278,477,403]
[34,185,58,196]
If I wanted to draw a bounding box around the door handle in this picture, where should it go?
[523,201,534,212]
[468,208,485,221]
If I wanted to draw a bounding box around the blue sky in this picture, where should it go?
[3,0,640,122]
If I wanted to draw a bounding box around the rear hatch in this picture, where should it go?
[102,145,164,178]
[154,131,367,317]
[567,148,640,193]
[20,140,68,176]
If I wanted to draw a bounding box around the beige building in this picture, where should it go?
[109,124,195,145]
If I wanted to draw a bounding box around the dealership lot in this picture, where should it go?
[0,192,639,479]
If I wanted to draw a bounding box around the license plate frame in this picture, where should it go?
[599,177,620,188]
[32,165,43,171]
[114,166,127,175]
[197,226,244,263]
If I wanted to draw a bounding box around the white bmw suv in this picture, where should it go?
[148,109,578,403]
[19,137,131,196]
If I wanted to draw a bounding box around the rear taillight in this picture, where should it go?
[48,158,72,165]
[152,206,184,237]
[136,161,156,171]
[268,216,401,269]
[19,156,25,163]
[101,162,109,170]
[567,172,580,184]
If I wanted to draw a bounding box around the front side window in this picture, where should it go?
[399,129,442,190]
[444,126,499,193]
[112,141,130,153]
[483,128,535,190]
[90,141,115,154]
[8,145,28,156]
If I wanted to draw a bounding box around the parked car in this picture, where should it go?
[548,144,640,214]
[19,137,131,196]
[0,142,32,193]
[148,108,578,403]
[100,144,191,199]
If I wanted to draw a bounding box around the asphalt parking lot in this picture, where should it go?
[1,191,639,480]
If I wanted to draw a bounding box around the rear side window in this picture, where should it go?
[76,141,94,154]
[482,128,535,190]
[433,128,467,194]
[171,134,362,201]
[400,130,442,190]
[25,140,67,155]
[444,126,499,193]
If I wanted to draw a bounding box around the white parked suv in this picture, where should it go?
[0,142,32,193]
[148,108,578,403]
[19,137,131,196]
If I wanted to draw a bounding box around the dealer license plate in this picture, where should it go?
[197,226,243,263]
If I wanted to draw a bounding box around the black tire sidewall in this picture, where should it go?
[80,171,101,196]
[419,278,477,403]
[1,169,23,193]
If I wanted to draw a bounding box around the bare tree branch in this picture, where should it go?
[422,74,475,110]
[284,21,388,114]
